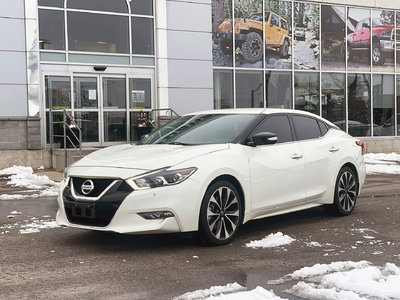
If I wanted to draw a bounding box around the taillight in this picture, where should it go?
[356,141,365,155]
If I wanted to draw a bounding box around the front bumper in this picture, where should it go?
[215,31,247,43]
[56,177,203,234]
[380,40,394,52]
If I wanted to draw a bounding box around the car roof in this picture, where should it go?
[184,108,338,127]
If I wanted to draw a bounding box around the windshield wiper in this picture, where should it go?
[167,142,193,146]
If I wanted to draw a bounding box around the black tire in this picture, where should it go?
[199,180,243,246]
[241,32,263,64]
[325,166,358,216]
[279,39,289,58]
[372,42,385,65]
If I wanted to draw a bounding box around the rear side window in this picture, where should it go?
[292,115,321,141]
[252,115,293,144]
[318,120,329,136]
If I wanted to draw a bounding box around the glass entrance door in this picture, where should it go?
[44,72,153,147]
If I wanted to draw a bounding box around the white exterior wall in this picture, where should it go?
[0,0,28,117]
[156,0,214,115]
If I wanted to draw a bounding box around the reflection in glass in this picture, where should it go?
[132,17,154,55]
[130,112,153,142]
[294,72,319,115]
[264,0,292,69]
[130,0,153,15]
[348,73,371,137]
[45,76,71,108]
[39,9,65,50]
[321,5,345,70]
[372,10,395,72]
[38,0,63,8]
[68,12,129,53]
[74,77,98,109]
[373,74,395,136]
[75,112,99,143]
[103,78,126,109]
[347,8,371,71]
[234,0,263,68]
[129,78,152,109]
[46,111,64,144]
[213,69,233,109]
[265,71,292,109]
[235,71,263,108]
[67,0,128,13]
[397,76,400,136]
[397,12,400,69]
[212,0,233,67]
[321,73,346,131]
[293,2,320,70]
[104,112,127,142]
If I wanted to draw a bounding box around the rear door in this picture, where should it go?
[246,114,306,211]
[291,115,336,203]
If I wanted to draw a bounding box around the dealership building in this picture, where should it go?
[0,0,400,168]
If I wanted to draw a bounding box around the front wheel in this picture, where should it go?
[199,181,243,246]
[241,32,263,64]
[372,42,385,65]
[325,166,358,216]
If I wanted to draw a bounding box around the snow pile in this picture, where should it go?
[246,232,296,249]
[0,166,59,200]
[284,262,400,299]
[174,283,284,300]
[364,153,400,175]
[19,220,59,234]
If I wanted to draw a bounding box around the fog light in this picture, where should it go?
[138,211,174,220]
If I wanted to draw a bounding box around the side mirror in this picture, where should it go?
[250,132,278,146]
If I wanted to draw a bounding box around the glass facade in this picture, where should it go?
[38,0,155,65]
[212,1,400,137]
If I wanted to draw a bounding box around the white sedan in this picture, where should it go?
[57,109,366,245]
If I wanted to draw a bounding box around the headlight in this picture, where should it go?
[127,167,197,190]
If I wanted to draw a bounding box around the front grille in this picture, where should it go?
[71,177,115,197]
[63,180,133,227]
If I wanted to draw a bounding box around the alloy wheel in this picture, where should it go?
[250,39,261,57]
[338,171,357,212]
[207,187,240,240]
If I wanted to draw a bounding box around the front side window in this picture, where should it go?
[271,14,279,26]
[141,114,257,145]
[292,115,321,141]
[252,115,293,144]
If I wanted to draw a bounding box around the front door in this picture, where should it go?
[44,72,153,147]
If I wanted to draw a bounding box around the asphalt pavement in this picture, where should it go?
[0,173,399,299]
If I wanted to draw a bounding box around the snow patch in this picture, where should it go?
[0,165,59,200]
[19,220,59,234]
[246,232,296,249]
[174,283,285,300]
[364,153,400,175]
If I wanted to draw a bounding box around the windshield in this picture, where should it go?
[249,13,263,21]
[140,114,257,145]
[372,19,383,26]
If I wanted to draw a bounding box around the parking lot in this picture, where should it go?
[1,173,399,299]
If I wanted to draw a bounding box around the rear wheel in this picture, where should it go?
[241,32,262,63]
[199,181,243,246]
[325,166,358,216]
[279,39,289,58]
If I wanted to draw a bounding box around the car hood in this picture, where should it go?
[72,143,229,172]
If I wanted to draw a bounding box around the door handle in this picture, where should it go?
[329,146,339,152]
[291,153,303,160]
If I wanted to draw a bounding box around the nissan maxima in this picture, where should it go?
[57,109,366,245]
